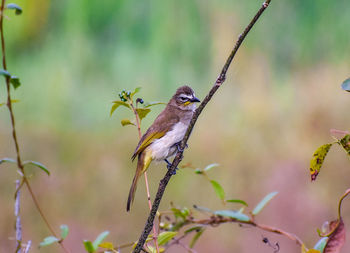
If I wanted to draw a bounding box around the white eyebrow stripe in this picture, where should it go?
[179,94,193,99]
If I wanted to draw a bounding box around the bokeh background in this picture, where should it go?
[1,0,350,252]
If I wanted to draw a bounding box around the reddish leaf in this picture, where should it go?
[324,219,346,253]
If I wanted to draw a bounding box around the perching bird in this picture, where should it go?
[127,85,200,212]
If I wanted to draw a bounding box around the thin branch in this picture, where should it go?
[0,3,70,253]
[22,241,31,253]
[132,1,272,252]
[188,216,303,247]
[130,102,160,253]
[15,180,22,253]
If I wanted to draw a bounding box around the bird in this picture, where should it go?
[127,85,200,212]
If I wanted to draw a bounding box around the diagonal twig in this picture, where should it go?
[133,1,272,252]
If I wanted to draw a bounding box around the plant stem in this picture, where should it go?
[189,216,303,247]
[15,180,22,253]
[0,2,70,253]
[133,1,272,252]
[130,102,160,253]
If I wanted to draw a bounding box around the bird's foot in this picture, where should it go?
[164,159,179,175]
[176,142,188,152]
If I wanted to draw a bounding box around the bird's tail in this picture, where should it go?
[127,151,151,212]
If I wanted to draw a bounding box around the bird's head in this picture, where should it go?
[171,85,200,111]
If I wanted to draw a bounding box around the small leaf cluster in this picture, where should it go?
[151,189,278,251]
[39,225,69,247]
[110,87,165,127]
[141,163,280,252]
[40,226,111,253]
[83,231,110,253]
[0,69,21,89]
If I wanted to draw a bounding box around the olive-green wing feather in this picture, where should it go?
[131,105,180,161]
[131,131,165,161]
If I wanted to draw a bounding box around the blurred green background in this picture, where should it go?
[1,0,350,252]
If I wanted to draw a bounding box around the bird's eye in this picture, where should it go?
[179,96,188,101]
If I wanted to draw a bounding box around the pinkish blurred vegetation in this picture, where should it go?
[0,0,350,252]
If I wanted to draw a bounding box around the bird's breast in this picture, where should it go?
[148,122,188,161]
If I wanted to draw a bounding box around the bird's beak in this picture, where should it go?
[191,96,200,103]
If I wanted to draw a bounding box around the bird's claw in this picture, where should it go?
[164,159,179,175]
[176,142,188,152]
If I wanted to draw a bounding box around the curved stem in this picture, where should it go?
[130,102,160,253]
[0,3,70,253]
[189,216,303,247]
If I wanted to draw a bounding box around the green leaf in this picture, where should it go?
[23,160,50,176]
[226,199,248,206]
[313,237,328,252]
[143,101,166,108]
[180,207,190,218]
[130,87,141,98]
[0,100,19,107]
[6,3,23,15]
[10,76,21,89]
[98,242,114,250]
[39,236,59,247]
[146,245,165,253]
[214,210,250,222]
[121,118,135,126]
[204,163,219,172]
[110,101,130,116]
[170,207,189,221]
[339,134,350,156]
[309,143,333,181]
[194,168,203,174]
[210,180,225,200]
[189,228,205,248]
[83,240,94,253]
[0,69,11,77]
[60,224,69,239]
[157,231,178,246]
[171,207,185,220]
[252,191,278,216]
[184,226,203,234]
[341,78,350,92]
[136,108,151,120]
[93,231,109,250]
[0,157,17,165]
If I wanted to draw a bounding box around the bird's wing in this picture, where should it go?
[131,107,180,160]
[131,131,165,161]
